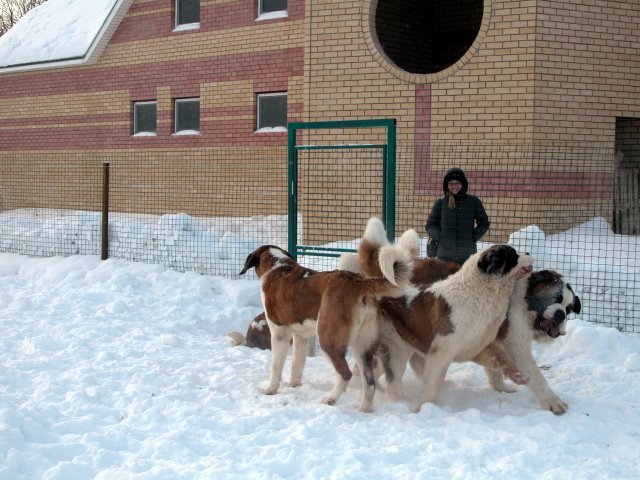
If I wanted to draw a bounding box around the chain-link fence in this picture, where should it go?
[0,144,638,332]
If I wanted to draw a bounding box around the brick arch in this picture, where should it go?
[361,0,492,84]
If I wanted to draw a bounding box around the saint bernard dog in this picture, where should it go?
[482,269,581,414]
[239,244,412,412]
[343,217,581,414]
[228,311,316,356]
[374,240,533,411]
[228,312,271,350]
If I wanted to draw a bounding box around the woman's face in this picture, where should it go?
[447,180,462,195]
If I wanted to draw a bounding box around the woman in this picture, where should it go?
[425,167,490,264]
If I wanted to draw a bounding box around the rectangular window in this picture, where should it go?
[258,0,287,16]
[133,101,157,136]
[175,98,200,134]
[257,92,287,131]
[176,0,200,28]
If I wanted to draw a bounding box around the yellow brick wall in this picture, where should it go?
[2,0,638,243]
[298,0,638,239]
[534,1,640,143]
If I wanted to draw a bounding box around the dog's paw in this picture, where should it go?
[509,371,530,386]
[540,395,568,415]
[487,374,517,393]
[261,383,280,395]
[284,380,302,388]
[493,384,518,394]
[385,391,408,403]
[321,396,337,406]
[384,385,408,403]
[548,400,568,415]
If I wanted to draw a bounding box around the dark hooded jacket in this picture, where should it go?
[425,167,490,264]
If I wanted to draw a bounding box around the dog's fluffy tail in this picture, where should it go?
[378,243,413,291]
[227,331,247,347]
[355,217,391,278]
[398,228,421,260]
[338,252,361,273]
[363,217,390,247]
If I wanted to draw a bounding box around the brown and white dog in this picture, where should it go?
[239,244,412,412]
[345,217,580,414]
[228,312,271,350]
[228,311,316,356]
[340,219,530,405]
[482,269,581,414]
[373,240,533,411]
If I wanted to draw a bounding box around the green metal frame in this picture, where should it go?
[287,118,397,259]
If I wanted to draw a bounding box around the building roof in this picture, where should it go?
[0,0,132,73]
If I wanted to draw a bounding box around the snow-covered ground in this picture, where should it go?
[0,214,639,479]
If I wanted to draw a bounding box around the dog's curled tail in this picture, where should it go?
[227,331,247,347]
[398,228,421,260]
[338,252,361,273]
[363,217,390,247]
[378,243,413,291]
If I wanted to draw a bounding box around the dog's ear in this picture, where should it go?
[566,283,581,314]
[478,247,506,275]
[239,250,261,275]
[572,292,582,314]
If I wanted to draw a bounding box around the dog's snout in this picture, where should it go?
[520,264,533,275]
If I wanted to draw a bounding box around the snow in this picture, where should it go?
[255,11,288,22]
[0,216,639,479]
[172,23,200,33]
[255,126,288,133]
[172,130,200,136]
[0,0,118,69]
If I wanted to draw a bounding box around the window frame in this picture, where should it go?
[132,101,157,136]
[174,0,200,30]
[174,97,201,135]
[256,92,288,132]
[257,0,288,20]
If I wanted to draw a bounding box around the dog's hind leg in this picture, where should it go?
[320,346,352,407]
[353,347,376,413]
[306,335,316,357]
[287,334,309,387]
[382,338,412,403]
[264,321,292,395]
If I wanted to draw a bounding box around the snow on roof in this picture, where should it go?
[0,0,131,73]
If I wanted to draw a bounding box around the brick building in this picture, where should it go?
[1,0,639,240]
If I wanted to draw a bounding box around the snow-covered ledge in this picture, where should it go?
[255,126,287,133]
[255,10,288,22]
[172,22,200,33]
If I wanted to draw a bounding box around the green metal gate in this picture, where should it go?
[287,119,397,263]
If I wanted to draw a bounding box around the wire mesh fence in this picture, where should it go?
[0,143,638,332]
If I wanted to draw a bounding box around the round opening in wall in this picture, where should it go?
[373,0,484,76]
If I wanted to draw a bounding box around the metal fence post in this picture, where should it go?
[287,124,298,259]
[101,160,109,260]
